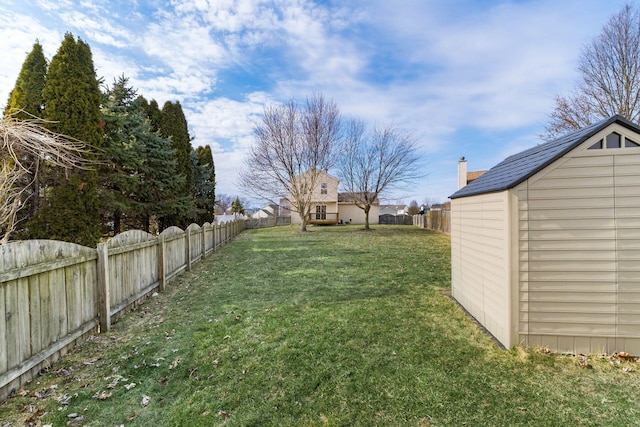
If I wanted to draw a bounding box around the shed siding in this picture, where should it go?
[452,192,511,347]
[518,133,640,355]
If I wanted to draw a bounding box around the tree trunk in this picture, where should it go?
[299,212,307,232]
[113,210,121,235]
[364,205,370,230]
[143,214,150,233]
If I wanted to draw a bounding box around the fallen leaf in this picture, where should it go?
[169,357,182,370]
[124,383,137,390]
[107,376,122,388]
[84,357,100,365]
[70,415,85,425]
[34,389,53,400]
[218,410,231,419]
[93,390,112,400]
[56,394,73,405]
[141,394,151,407]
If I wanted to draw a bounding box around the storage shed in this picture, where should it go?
[450,115,640,355]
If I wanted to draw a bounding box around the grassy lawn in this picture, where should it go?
[2,225,639,426]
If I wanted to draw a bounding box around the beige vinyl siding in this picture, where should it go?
[518,128,640,355]
[338,204,379,224]
[451,191,512,347]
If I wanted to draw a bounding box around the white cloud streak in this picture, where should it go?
[0,0,627,202]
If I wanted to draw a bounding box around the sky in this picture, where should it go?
[0,0,628,207]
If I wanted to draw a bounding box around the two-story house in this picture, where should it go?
[282,170,379,225]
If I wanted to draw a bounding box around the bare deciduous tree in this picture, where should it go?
[545,3,640,138]
[335,120,423,230]
[239,94,341,231]
[1,115,90,244]
[214,193,234,214]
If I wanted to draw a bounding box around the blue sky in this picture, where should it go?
[0,0,627,206]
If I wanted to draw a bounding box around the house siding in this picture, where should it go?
[290,173,340,225]
[339,204,379,224]
[517,124,640,355]
[451,191,512,347]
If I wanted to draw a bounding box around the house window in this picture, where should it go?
[321,183,327,195]
[315,205,327,220]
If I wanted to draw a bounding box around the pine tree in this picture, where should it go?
[231,197,245,215]
[191,145,216,224]
[28,33,103,247]
[99,75,145,235]
[137,126,190,233]
[3,41,48,229]
[158,101,194,228]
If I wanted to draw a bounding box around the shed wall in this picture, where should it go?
[518,125,640,355]
[451,191,512,347]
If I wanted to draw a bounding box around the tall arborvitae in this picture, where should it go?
[159,101,193,228]
[146,99,163,133]
[3,41,48,229]
[99,75,145,235]
[4,41,47,119]
[191,145,216,224]
[28,33,103,246]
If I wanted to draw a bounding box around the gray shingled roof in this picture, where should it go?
[450,115,640,199]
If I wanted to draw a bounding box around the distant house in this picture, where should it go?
[457,157,487,189]
[379,205,407,215]
[450,115,640,356]
[282,170,379,225]
[253,203,279,219]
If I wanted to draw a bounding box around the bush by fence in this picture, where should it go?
[0,217,283,402]
[413,210,450,234]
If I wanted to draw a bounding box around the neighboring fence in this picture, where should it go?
[378,214,413,225]
[244,216,291,229]
[413,210,451,234]
[0,219,251,401]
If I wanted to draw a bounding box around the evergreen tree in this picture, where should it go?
[146,99,163,132]
[190,145,216,224]
[4,41,47,119]
[28,33,103,247]
[3,41,48,229]
[158,100,193,227]
[137,127,190,233]
[231,197,245,215]
[99,75,145,235]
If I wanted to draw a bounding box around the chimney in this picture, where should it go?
[457,156,467,189]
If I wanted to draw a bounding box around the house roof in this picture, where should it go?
[466,170,486,183]
[338,192,379,203]
[450,115,640,199]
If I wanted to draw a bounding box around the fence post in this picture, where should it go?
[96,243,111,332]
[158,234,166,292]
[201,225,206,259]
[186,228,192,271]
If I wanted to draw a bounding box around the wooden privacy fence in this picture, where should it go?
[413,210,451,234]
[0,219,249,401]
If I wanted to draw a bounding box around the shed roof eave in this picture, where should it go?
[450,115,640,199]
